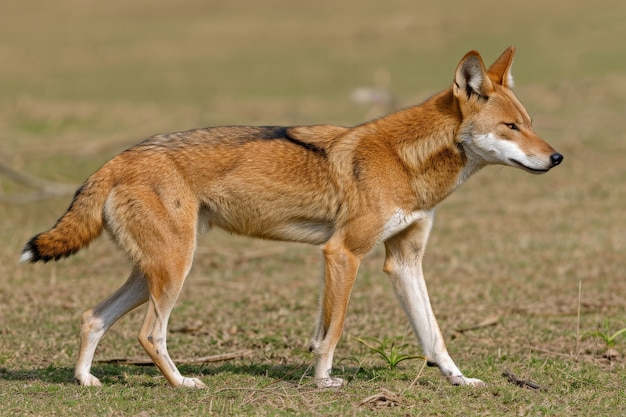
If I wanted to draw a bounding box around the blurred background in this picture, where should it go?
[1,0,625,169]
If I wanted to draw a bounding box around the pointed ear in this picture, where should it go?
[487,46,515,88]
[454,50,494,101]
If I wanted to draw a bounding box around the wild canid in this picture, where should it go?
[20,46,562,388]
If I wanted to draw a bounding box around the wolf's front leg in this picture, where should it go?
[383,216,484,386]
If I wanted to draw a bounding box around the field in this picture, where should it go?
[1,0,625,415]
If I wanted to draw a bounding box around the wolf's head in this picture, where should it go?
[454,46,563,174]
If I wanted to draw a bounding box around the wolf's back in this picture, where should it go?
[20,168,114,263]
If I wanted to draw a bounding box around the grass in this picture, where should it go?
[355,336,424,371]
[584,320,626,350]
[1,0,626,415]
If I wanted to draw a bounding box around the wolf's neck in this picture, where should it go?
[373,89,481,208]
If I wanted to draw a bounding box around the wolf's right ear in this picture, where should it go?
[454,51,494,101]
[487,46,515,88]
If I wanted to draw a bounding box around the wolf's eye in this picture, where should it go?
[505,123,519,131]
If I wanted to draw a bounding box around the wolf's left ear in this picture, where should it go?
[454,50,494,101]
[487,46,515,88]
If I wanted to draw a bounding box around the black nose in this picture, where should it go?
[550,152,563,167]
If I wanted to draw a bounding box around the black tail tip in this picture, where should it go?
[19,237,44,263]
[20,235,74,263]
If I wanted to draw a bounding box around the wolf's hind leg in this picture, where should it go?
[75,265,149,386]
[138,259,207,388]
[310,240,360,388]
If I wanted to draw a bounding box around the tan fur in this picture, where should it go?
[20,47,562,388]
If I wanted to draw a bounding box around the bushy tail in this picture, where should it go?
[20,168,114,263]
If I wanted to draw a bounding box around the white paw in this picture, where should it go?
[77,373,102,387]
[447,375,485,386]
[315,377,345,389]
[179,377,208,388]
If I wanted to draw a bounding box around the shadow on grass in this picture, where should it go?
[0,362,373,386]
[0,364,160,386]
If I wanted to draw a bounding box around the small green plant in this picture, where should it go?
[355,336,423,371]
[585,319,626,349]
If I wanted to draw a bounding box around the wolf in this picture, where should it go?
[20,46,562,388]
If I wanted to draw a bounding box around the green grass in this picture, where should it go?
[1,0,626,415]
[355,336,424,371]
[585,320,626,350]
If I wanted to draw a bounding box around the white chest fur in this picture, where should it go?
[379,209,432,242]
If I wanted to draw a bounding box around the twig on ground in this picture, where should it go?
[502,370,547,391]
[531,346,576,359]
[359,388,402,408]
[455,315,500,333]
[97,349,252,366]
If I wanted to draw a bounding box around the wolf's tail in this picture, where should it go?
[20,167,114,263]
